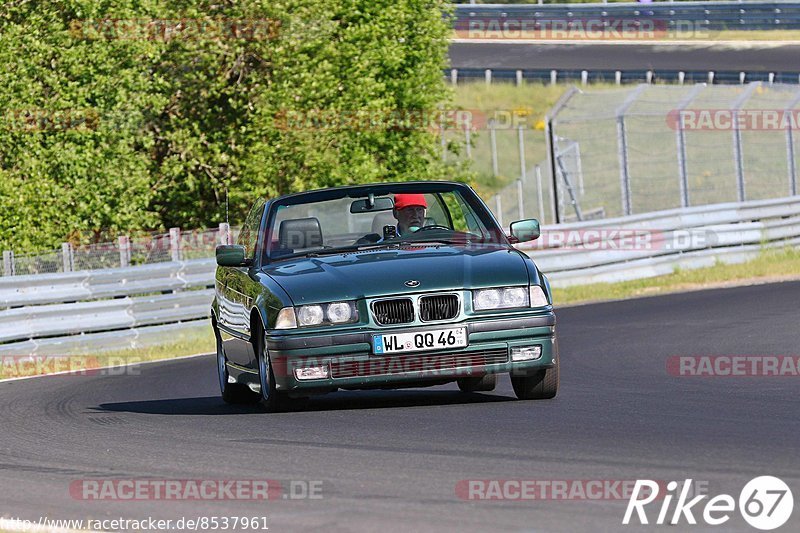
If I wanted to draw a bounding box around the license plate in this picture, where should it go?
[372,327,468,355]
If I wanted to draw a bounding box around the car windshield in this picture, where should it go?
[264,184,506,261]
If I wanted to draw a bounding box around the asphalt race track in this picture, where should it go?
[449,41,800,72]
[1,282,798,532]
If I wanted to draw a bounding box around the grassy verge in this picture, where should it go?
[553,247,800,306]
[0,328,216,380]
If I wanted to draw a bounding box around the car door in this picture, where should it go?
[219,198,266,367]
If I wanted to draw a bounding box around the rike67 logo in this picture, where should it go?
[624,477,794,530]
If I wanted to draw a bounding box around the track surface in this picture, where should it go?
[449,42,800,72]
[1,282,798,532]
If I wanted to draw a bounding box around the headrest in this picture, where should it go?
[278,217,323,250]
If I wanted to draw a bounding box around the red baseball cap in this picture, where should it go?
[393,193,427,210]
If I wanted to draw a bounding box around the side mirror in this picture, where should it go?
[216,245,252,267]
[509,219,541,242]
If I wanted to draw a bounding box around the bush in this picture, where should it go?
[0,0,458,251]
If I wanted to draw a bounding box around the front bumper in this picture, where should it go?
[266,313,557,392]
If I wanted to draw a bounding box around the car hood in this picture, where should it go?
[263,245,531,305]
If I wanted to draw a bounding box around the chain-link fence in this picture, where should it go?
[489,82,800,224]
[3,225,241,276]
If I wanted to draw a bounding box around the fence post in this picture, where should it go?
[464,122,472,159]
[535,165,547,225]
[788,123,797,196]
[118,236,131,268]
[489,119,499,176]
[61,243,74,272]
[440,119,447,162]
[732,83,759,203]
[615,85,647,216]
[3,251,14,276]
[170,227,182,262]
[219,223,231,245]
[675,84,705,208]
[517,179,525,221]
[495,195,503,228]
[785,91,800,196]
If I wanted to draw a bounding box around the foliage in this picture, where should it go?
[0,0,459,251]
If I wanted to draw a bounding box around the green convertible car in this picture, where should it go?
[212,181,558,411]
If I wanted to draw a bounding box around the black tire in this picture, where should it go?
[253,323,300,413]
[216,327,260,405]
[457,373,497,392]
[511,348,559,400]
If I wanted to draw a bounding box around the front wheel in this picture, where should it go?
[511,339,560,400]
[457,373,497,392]
[254,327,304,412]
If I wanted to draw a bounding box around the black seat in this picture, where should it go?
[278,217,323,251]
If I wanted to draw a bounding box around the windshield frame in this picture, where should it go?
[261,181,509,264]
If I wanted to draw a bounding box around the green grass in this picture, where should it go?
[0,328,215,380]
[553,246,800,306]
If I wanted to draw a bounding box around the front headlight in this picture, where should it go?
[276,301,359,329]
[473,286,529,311]
[472,285,550,311]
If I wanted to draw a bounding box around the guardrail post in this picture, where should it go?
[3,251,14,276]
[484,69,492,85]
[550,70,557,86]
[118,236,131,267]
[581,70,588,86]
[708,71,715,84]
[450,68,458,86]
[61,243,74,272]
[169,227,182,262]
[516,69,523,86]
[678,71,685,85]
[615,71,621,85]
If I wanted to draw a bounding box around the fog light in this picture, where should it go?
[294,365,330,381]
[511,345,542,362]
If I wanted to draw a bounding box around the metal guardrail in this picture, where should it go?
[1,196,798,355]
[453,2,800,31]
[519,195,800,285]
[446,68,800,86]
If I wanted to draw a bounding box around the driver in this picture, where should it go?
[392,193,427,236]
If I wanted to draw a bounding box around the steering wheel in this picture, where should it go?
[415,224,451,232]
